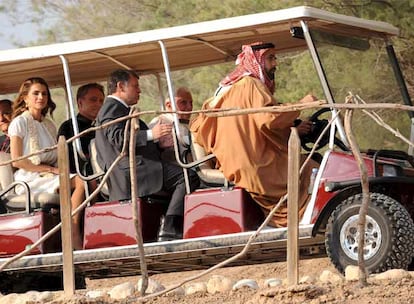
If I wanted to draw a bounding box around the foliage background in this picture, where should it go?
[2,0,414,149]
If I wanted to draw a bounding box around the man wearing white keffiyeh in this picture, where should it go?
[9,77,85,249]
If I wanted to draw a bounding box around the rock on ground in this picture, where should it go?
[1,257,414,303]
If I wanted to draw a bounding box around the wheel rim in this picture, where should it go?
[339,214,382,260]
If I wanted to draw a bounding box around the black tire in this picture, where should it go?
[325,193,414,274]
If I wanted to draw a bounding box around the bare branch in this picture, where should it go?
[344,94,369,286]
[128,108,149,296]
[354,94,414,149]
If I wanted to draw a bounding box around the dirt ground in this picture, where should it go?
[73,257,414,304]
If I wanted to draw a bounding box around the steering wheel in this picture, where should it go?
[300,108,349,152]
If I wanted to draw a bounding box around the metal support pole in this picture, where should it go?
[300,20,348,147]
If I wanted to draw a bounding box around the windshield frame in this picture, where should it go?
[301,20,413,152]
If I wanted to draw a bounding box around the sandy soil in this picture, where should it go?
[73,257,414,304]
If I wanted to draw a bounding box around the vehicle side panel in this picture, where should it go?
[0,211,60,256]
[311,152,375,224]
[183,187,264,238]
[83,199,166,249]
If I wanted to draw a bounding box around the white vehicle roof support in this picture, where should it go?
[158,40,190,194]
[158,40,181,141]
[155,73,166,111]
[300,20,349,147]
[59,55,86,163]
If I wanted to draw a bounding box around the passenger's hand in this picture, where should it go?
[296,120,313,136]
[299,94,318,104]
[48,166,59,175]
[151,120,173,140]
[159,134,174,148]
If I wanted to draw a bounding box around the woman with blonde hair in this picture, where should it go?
[9,77,85,249]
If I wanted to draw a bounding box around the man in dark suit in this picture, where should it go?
[95,69,199,241]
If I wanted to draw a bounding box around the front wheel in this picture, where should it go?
[325,193,414,274]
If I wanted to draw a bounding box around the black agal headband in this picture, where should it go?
[250,43,275,51]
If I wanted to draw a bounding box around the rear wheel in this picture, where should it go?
[325,193,414,274]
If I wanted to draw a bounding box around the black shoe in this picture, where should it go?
[157,233,181,242]
[157,215,183,241]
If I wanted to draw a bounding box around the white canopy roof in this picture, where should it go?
[0,6,398,94]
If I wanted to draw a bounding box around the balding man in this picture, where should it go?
[149,87,193,163]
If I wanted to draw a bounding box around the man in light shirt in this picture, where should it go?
[149,87,193,163]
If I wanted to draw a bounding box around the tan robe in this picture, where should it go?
[190,76,317,227]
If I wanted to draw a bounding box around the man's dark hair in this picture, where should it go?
[76,83,105,101]
[0,99,12,108]
[108,69,139,94]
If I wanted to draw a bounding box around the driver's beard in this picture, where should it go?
[266,68,275,80]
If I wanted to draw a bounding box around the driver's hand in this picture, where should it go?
[296,120,313,136]
[299,94,318,104]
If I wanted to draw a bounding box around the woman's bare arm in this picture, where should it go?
[10,135,58,174]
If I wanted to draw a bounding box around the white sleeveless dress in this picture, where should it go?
[8,112,73,194]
